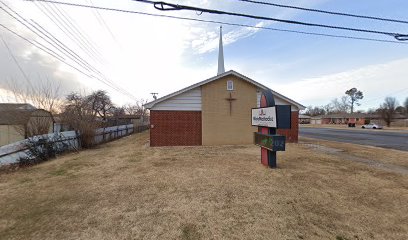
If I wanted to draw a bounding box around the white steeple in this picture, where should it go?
[217,26,225,75]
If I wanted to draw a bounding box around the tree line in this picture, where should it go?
[303,88,408,127]
[2,79,148,147]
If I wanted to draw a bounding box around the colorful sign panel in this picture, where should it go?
[254,132,286,151]
[251,107,277,128]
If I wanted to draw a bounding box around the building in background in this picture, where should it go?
[299,114,311,124]
[0,103,54,146]
[310,113,371,125]
[106,114,150,127]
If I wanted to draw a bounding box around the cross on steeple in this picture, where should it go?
[225,92,236,116]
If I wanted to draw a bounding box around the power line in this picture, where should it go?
[134,0,408,40]
[56,4,104,61]
[22,0,408,45]
[235,0,408,25]
[0,2,97,74]
[51,2,105,62]
[1,4,138,100]
[29,19,100,73]
[35,1,102,63]
[88,0,119,45]
[24,2,136,99]
[0,5,67,60]
[0,34,34,89]
[0,23,94,78]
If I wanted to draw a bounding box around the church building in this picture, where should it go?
[144,27,305,147]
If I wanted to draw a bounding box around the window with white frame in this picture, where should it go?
[227,80,234,91]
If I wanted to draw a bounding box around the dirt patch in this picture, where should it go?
[301,142,408,175]
[0,131,407,239]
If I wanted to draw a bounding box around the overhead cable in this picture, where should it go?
[235,0,408,25]
[1,4,138,100]
[0,23,93,78]
[133,0,408,41]
[0,34,34,89]
[22,0,408,45]
[55,4,104,60]
[50,2,104,61]
[35,1,102,63]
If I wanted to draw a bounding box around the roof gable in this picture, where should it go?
[0,103,36,111]
[0,109,53,125]
[144,70,305,110]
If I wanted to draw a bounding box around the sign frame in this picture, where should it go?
[251,106,277,128]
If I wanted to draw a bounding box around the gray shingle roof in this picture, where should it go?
[0,104,53,125]
[0,103,36,111]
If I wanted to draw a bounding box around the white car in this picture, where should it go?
[361,123,383,129]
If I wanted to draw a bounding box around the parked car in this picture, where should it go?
[361,123,383,129]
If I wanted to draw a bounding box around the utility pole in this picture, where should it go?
[150,93,158,100]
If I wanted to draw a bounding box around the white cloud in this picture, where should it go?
[191,22,266,54]
[9,0,389,110]
[272,58,408,109]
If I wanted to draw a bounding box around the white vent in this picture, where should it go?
[227,80,234,91]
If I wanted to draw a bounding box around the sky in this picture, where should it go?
[0,0,407,111]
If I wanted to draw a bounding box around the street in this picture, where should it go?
[299,127,408,151]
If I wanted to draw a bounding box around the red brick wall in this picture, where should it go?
[150,111,202,146]
[322,118,367,125]
[277,111,299,143]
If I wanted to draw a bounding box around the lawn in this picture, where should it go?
[0,131,407,240]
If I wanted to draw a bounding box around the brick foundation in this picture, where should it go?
[277,111,299,143]
[150,111,202,146]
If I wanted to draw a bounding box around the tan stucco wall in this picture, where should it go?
[201,75,258,145]
[0,125,24,147]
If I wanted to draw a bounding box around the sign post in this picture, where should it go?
[252,90,291,168]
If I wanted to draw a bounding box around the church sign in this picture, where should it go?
[251,107,277,128]
[252,90,291,168]
[254,133,285,151]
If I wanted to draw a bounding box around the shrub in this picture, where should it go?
[18,134,70,166]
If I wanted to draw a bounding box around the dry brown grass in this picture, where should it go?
[1,131,407,240]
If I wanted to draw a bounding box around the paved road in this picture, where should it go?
[299,127,408,151]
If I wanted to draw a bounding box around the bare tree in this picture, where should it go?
[404,97,408,116]
[345,88,364,113]
[61,92,99,148]
[6,76,62,114]
[379,97,398,127]
[331,96,350,113]
[323,103,334,115]
[305,105,325,116]
[86,90,115,121]
[123,99,148,116]
[61,90,119,147]
[112,107,125,117]
[26,110,54,137]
